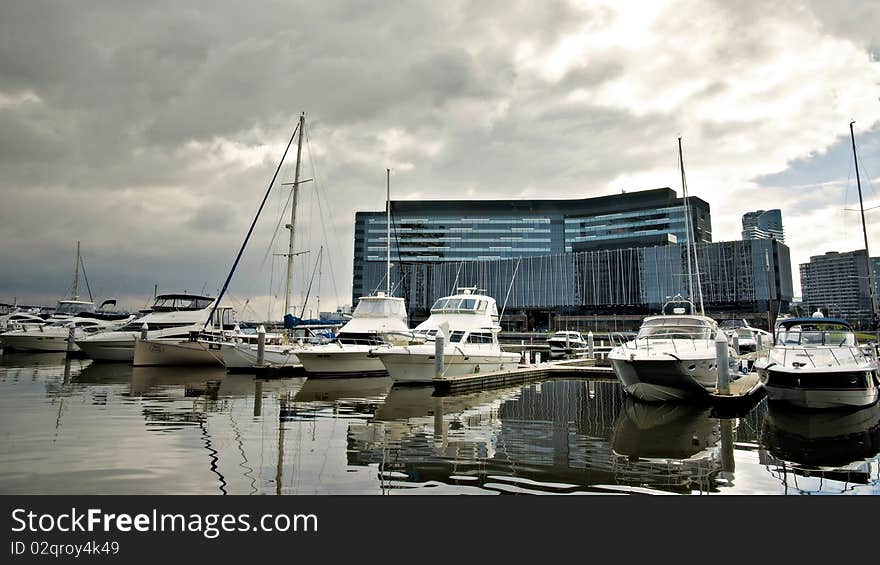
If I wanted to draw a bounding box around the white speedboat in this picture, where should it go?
[0,311,135,352]
[371,288,521,384]
[608,298,734,402]
[546,331,588,358]
[754,317,879,409]
[76,293,223,361]
[720,319,771,354]
[296,293,411,378]
[0,308,48,332]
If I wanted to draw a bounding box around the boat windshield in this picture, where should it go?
[55,302,95,314]
[151,296,213,311]
[776,326,856,346]
[430,297,488,314]
[637,318,713,340]
[353,299,406,319]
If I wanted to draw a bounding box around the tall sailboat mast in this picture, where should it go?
[283,112,306,317]
[678,138,704,315]
[386,168,391,295]
[72,241,81,300]
[850,121,879,339]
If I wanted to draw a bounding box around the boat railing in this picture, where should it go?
[619,331,714,355]
[763,345,868,369]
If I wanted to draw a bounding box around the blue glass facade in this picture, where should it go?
[353,188,711,304]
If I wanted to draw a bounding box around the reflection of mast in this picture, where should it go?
[276,390,287,495]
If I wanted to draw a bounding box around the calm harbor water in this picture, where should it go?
[1,351,878,495]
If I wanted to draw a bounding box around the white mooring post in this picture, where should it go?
[140,322,149,340]
[715,332,730,395]
[587,331,595,359]
[756,333,763,352]
[434,334,445,378]
[257,325,266,366]
[66,323,76,355]
[730,332,740,355]
[535,351,542,365]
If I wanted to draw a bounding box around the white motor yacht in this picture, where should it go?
[220,324,336,372]
[296,293,412,378]
[547,331,588,358]
[0,311,136,352]
[754,317,879,409]
[371,288,521,384]
[608,298,734,402]
[76,294,220,362]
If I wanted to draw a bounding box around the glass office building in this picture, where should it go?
[742,209,784,243]
[352,188,711,303]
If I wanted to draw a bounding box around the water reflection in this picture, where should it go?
[2,351,879,495]
[760,403,880,494]
[610,400,742,494]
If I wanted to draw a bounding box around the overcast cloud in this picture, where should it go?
[1,0,879,317]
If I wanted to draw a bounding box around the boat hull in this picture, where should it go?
[759,367,879,409]
[609,356,718,402]
[75,338,136,361]
[0,333,75,352]
[132,339,225,367]
[376,349,520,384]
[220,342,301,371]
[296,346,388,378]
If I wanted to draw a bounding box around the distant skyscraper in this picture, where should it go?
[742,209,784,243]
[800,250,874,326]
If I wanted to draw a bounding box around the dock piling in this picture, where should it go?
[140,323,149,340]
[66,323,76,356]
[257,325,266,366]
[715,332,730,395]
[587,331,595,359]
[434,334,445,378]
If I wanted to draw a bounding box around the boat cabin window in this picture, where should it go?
[337,332,385,346]
[430,297,482,314]
[467,332,494,344]
[353,299,406,319]
[637,318,713,340]
[447,331,466,343]
[151,296,213,311]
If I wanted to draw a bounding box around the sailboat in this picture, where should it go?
[1,242,134,352]
[218,112,331,371]
[608,139,734,401]
[296,169,413,378]
[754,123,880,409]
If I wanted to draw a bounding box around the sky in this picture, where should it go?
[1,0,879,319]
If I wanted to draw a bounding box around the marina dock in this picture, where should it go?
[433,358,613,394]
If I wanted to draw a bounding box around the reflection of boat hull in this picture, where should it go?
[297,346,387,378]
[133,339,224,367]
[609,357,717,402]
[611,399,719,460]
[293,377,392,402]
[376,348,520,384]
[220,342,301,371]
[762,402,880,471]
[759,367,879,409]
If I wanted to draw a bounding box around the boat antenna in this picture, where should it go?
[386,168,392,295]
[850,121,880,341]
[678,137,704,316]
[283,112,306,317]
[204,119,301,329]
[451,261,465,294]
